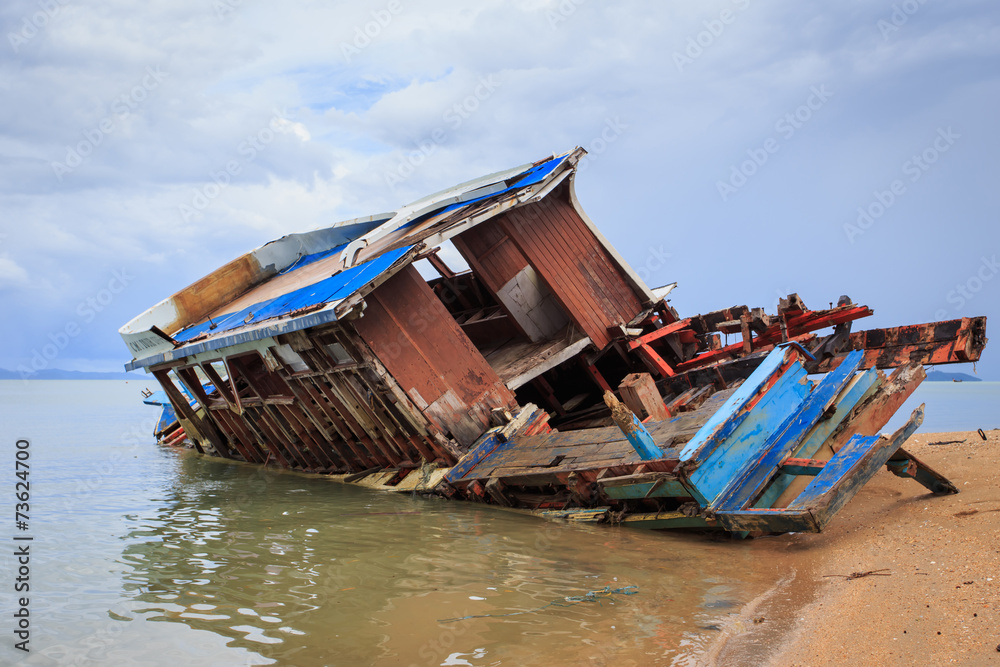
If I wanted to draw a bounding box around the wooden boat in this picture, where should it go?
[121,148,987,535]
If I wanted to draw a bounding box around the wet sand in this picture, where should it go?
[711,429,1000,666]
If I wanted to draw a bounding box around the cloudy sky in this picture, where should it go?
[2,0,998,379]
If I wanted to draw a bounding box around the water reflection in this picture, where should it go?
[118,452,784,666]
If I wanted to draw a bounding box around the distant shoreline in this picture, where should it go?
[924,370,982,382]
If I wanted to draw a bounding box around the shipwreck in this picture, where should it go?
[121,148,988,535]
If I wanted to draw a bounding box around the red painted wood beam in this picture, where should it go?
[674,306,873,372]
[634,342,676,377]
[627,318,692,350]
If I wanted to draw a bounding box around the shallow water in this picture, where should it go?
[0,379,994,666]
[882,380,1000,433]
[0,380,793,666]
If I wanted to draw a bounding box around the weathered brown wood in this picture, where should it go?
[228,357,314,468]
[295,377,357,467]
[340,370,409,460]
[328,327,458,463]
[811,317,988,372]
[484,478,513,506]
[234,408,290,467]
[259,405,313,469]
[152,369,215,455]
[829,364,926,452]
[275,403,335,469]
[212,404,263,463]
[740,313,753,355]
[242,407,299,468]
[772,363,926,508]
[281,377,336,442]
[618,373,671,421]
[324,376,398,464]
[223,410,268,462]
[312,377,390,468]
[308,378,378,469]
[353,265,515,446]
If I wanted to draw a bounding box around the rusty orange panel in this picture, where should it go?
[812,316,988,372]
[352,265,517,446]
[496,181,646,349]
[453,220,529,292]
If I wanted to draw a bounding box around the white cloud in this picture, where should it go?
[0,0,997,376]
[0,255,29,287]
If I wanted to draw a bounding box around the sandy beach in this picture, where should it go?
[710,429,1000,666]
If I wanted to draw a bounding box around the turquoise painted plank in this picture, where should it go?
[684,361,811,505]
[753,367,881,509]
[778,463,824,476]
[620,412,664,460]
[712,351,865,512]
[678,347,791,462]
[791,368,880,458]
[715,406,923,533]
[602,479,691,500]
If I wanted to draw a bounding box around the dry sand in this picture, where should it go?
[715,429,1000,666]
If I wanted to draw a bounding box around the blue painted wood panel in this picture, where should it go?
[753,367,881,509]
[712,351,865,512]
[683,355,812,505]
[788,434,880,508]
[678,347,790,462]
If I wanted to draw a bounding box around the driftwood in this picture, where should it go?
[823,569,891,580]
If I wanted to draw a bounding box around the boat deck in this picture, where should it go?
[449,389,734,485]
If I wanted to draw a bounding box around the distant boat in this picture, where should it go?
[953,378,963,382]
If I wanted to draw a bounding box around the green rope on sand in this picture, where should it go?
[438,585,639,623]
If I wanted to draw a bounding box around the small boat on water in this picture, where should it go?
[121,148,988,535]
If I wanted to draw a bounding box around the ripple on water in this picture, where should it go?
[1,380,796,666]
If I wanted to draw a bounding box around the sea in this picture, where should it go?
[0,379,996,666]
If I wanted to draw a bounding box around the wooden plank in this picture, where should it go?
[678,346,806,504]
[777,458,826,476]
[757,368,881,508]
[152,369,213,455]
[244,404,309,468]
[602,478,691,499]
[713,508,819,533]
[789,407,924,524]
[811,317,988,371]
[626,318,692,349]
[501,335,593,390]
[275,404,332,469]
[213,407,264,464]
[619,372,671,421]
[711,350,864,512]
[496,188,645,349]
[886,447,959,495]
[235,408,291,467]
[604,391,663,460]
[311,378,382,469]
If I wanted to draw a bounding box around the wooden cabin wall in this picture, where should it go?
[451,218,530,292]
[352,265,517,446]
[451,218,570,343]
[152,333,457,473]
[455,181,646,350]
